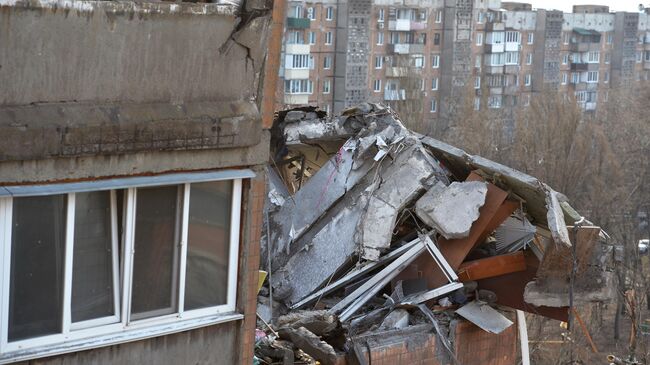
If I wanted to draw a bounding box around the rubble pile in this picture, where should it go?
[255,104,615,365]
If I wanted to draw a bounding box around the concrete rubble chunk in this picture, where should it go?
[415,181,488,240]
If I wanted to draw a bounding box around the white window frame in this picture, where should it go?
[377,32,384,45]
[430,98,437,112]
[527,33,534,45]
[374,56,383,69]
[323,80,331,94]
[435,10,442,23]
[562,54,568,65]
[526,53,532,65]
[326,6,333,21]
[431,77,438,90]
[476,32,483,46]
[378,8,384,22]
[325,32,333,45]
[413,55,424,68]
[323,56,332,69]
[561,72,568,85]
[293,5,302,18]
[373,79,381,92]
[431,55,440,68]
[474,76,480,89]
[524,74,531,86]
[586,71,598,83]
[309,31,316,45]
[0,178,244,363]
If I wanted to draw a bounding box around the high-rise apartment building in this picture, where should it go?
[278,0,650,133]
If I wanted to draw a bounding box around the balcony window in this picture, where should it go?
[285,54,312,69]
[587,51,599,63]
[586,71,599,83]
[488,96,502,109]
[287,31,304,45]
[506,31,520,44]
[488,32,504,44]
[285,79,314,94]
[505,51,519,65]
[0,176,244,360]
[489,53,505,66]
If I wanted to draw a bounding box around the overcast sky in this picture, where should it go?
[527,0,646,12]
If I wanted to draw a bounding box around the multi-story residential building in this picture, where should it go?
[277,0,650,133]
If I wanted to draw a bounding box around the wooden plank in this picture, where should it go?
[458,251,527,282]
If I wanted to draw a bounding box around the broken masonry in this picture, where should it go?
[254,104,615,365]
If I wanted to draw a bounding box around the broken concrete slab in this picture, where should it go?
[277,310,339,336]
[278,326,338,365]
[415,181,488,240]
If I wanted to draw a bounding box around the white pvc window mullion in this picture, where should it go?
[61,193,76,336]
[0,198,12,352]
[110,190,121,325]
[226,179,242,311]
[177,184,190,317]
[122,188,137,326]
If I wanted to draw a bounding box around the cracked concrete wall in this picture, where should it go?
[0,0,273,183]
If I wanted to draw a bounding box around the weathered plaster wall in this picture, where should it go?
[0,0,260,106]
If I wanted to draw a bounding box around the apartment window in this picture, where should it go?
[378,8,384,22]
[323,80,331,94]
[488,96,502,109]
[435,10,442,23]
[526,53,533,65]
[605,53,610,64]
[587,71,598,83]
[489,32,504,44]
[377,32,384,45]
[490,53,505,66]
[419,79,425,91]
[307,7,315,20]
[474,97,480,111]
[287,31,304,45]
[587,51,600,63]
[505,51,519,65]
[477,12,485,24]
[373,79,381,92]
[430,98,437,112]
[474,76,480,89]
[390,32,399,44]
[309,31,316,45]
[476,32,483,46]
[636,52,642,63]
[0,177,243,358]
[293,5,302,18]
[285,79,313,94]
[475,55,482,68]
[323,56,332,69]
[604,71,609,83]
[434,33,441,46]
[563,32,570,45]
[524,74,531,86]
[326,6,334,21]
[607,33,613,44]
[431,54,440,68]
[374,56,383,69]
[325,32,333,45]
[571,72,579,84]
[431,77,438,90]
[413,55,424,68]
[506,31,520,44]
[285,54,311,69]
[562,73,568,85]
[562,53,568,65]
[645,51,650,62]
[527,33,534,45]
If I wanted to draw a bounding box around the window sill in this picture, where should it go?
[0,312,243,364]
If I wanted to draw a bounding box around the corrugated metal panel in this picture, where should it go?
[0,169,255,197]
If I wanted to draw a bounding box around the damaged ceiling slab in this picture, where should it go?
[255,104,616,365]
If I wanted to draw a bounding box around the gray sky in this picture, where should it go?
[527,0,645,12]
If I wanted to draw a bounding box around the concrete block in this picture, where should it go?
[415,181,488,240]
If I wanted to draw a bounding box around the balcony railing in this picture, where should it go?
[286,17,310,29]
[387,43,424,54]
[387,19,427,31]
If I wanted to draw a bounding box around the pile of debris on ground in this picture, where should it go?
[254,104,616,365]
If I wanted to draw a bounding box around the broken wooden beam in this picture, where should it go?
[458,251,527,282]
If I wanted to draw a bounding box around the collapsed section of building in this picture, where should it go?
[255,104,615,365]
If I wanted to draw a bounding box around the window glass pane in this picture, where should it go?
[184,181,233,310]
[9,195,66,341]
[131,186,180,319]
[72,191,115,323]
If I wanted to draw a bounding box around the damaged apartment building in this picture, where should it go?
[255,104,615,364]
[0,0,281,363]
